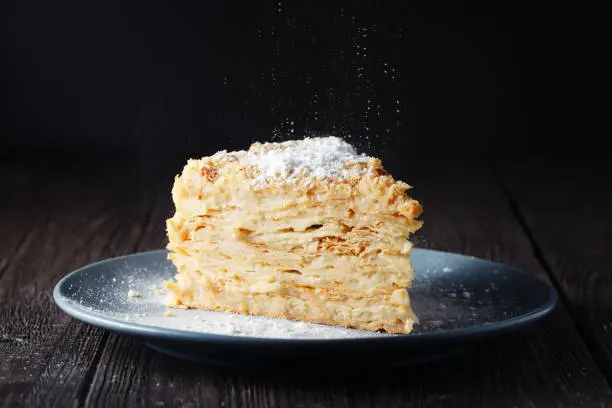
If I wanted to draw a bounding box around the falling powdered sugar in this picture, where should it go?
[250,136,369,185]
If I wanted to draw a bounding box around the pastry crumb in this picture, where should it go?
[127,289,140,298]
[164,310,175,317]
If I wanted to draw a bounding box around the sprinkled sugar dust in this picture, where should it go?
[227,4,408,155]
[131,306,390,339]
[250,136,369,184]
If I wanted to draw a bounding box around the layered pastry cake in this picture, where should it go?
[165,137,423,333]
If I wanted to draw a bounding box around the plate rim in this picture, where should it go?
[53,248,558,345]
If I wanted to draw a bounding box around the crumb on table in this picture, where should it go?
[127,289,140,298]
[164,310,174,317]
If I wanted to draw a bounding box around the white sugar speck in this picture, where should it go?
[442,267,452,272]
[127,290,140,298]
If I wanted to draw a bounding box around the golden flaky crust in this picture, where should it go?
[165,137,422,334]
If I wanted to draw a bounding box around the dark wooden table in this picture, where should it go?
[1,155,611,407]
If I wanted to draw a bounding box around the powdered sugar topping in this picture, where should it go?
[250,137,369,185]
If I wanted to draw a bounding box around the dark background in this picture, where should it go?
[0,0,606,165]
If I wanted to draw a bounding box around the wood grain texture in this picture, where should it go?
[77,158,612,408]
[0,164,173,407]
[498,157,612,382]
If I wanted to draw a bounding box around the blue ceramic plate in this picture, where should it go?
[53,249,557,367]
